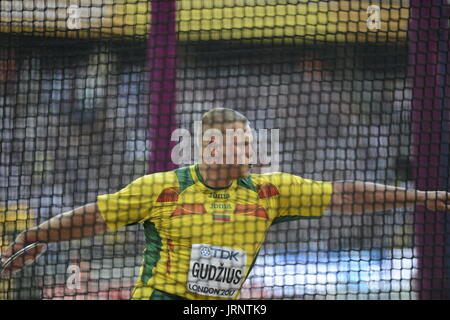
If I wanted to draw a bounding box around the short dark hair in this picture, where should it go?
[201,108,248,131]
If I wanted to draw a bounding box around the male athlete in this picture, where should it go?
[2,108,450,300]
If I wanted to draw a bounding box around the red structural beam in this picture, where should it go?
[147,0,178,173]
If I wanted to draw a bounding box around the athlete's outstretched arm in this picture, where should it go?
[1,202,106,263]
[329,181,450,214]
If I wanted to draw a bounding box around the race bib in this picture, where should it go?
[187,244,247,298]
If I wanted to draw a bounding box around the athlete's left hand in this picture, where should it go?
[423,191,450,211]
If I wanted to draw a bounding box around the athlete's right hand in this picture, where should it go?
[0,232,28,265]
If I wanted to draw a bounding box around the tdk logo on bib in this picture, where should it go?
[200,246,240,261]
[200,247,211,257]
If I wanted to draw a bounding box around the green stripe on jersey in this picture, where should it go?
[175,166,196,193]
[238,175,257,192]
[141,221,163,284]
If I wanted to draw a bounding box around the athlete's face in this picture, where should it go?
[202,121,253,180]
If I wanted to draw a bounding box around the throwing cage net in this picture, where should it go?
[0,0,448,300]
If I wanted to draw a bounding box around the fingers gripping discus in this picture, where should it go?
[0,243,48,279]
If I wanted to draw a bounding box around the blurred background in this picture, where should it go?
[0,0,447,300]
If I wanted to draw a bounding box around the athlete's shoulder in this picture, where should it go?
[249,171,297,185]
[245,172,295,198]
[138,168,180,188]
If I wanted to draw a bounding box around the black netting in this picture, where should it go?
[0,0,449,300]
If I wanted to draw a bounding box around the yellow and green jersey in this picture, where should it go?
[96,164,333,300]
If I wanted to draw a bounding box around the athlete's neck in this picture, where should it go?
[197,164,233,189]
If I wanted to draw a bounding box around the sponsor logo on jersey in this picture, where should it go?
[208,193,230,199]
[209,203,232,210]
[199,246,240,261]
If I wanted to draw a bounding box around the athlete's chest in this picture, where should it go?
[151,186,273,240]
